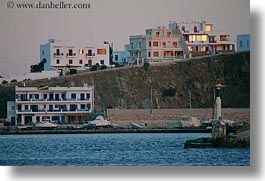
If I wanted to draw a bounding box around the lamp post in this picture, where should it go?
[188,89,192,109]
[150,88,154,114]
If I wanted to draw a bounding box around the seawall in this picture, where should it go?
[0,51,250,117]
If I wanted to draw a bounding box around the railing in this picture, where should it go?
[66,53,76,57]
[16,98,91,102]
[17,109,91,113]
[85,53,95,57]
[53,53,64,57]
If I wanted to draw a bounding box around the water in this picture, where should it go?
[0,133,250,166]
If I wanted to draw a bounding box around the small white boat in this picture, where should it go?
[129,122,143,129]
[89,116,110,127]
[35,121,58,129]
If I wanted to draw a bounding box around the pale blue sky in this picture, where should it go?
[0,0,250,76]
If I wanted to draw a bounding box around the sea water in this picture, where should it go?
[0,133,250,166]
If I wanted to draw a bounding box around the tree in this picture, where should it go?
[10,79,17,83]
[2,80,8,84]
[100,65,107,70]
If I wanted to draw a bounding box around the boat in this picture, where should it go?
[17,125,34,130]
[89,116,111,128]
[129,122,143,129]
[34,121,58,129]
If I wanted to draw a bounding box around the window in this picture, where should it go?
[149,41,151,47]
[97,49,106,55]
[167,32,171,37]
[194,26,198,32]
[25,105,29,110]
[115,55,118,61]
[80,104,86,110]
[148,52,151,57]
[156,32,160,37]
[153,52,159,57]
[71,93,76,100]
[202,35,208,42]
[88,60,92,66]
[189,35,196,42]
[162,42,166,47]
[205,24,212,32]
[79,49,84,54]
[181,26,185,32]
[220,35,228,41]
[239,40,243,47]
[153,41,158,47]
[69,59,73,64]
[87,50,92,56]
[173,42,177,48]
[42,50,44,55]
[56,59,60,64]
[79,59,83,64]
[68,49,73,56]
[197,35,202,42]
[56,49,60,55]
[86,93,90,99]
[100,60,104,65]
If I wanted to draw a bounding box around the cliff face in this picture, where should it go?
[0,51,250,117]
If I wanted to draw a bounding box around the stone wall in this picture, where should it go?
[0,51,250,118]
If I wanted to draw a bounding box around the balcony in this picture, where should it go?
[16,98,91,103]
[54,53,64,57]
[17,109,92,114]
[85,53,95,57]
[66,53,76,57]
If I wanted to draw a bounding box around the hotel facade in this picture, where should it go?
[40,39,110,71]
[13,84,94,125]
[169,21,235,52]
[128,26,188,65]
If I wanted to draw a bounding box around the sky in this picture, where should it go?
[0,0,250,76]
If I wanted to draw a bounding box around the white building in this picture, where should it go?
[40,39,110,71]
[128,26,188,65]
[169,20,235,52]
[14,84,94,125]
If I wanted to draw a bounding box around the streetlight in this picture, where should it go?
[188,89,192,109]
[150,88,154,114]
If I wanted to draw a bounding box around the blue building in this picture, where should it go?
[113,45,130,65]
[237,34,250,52]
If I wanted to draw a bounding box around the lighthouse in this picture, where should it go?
[215,82,223,120]
[212,80,226,140]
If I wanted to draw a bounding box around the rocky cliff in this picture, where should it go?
[0,51,250,117]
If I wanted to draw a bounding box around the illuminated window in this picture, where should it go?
[97,49,107,55]
[197,35,202,42]
[153,52,159,57]
[153,41,159,47]
[187,46,192,51]
[79,60,83,64]
[205,24,212,32]
[202,35,208,42]
[189,35,196,42]
[69,60,73,64]
[220,35,229,41]
[200,46,206,52]
[79,49,84,55]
